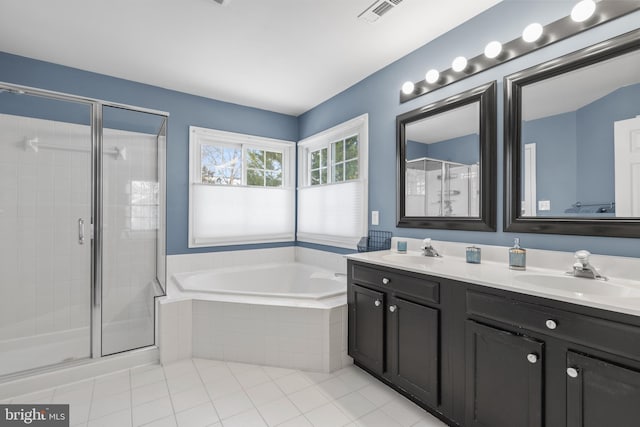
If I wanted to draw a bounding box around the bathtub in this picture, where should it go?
[163,258,350,372]
[172,262,346,301]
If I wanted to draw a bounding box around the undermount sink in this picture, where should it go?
[381,253,443,265]
[514,273,640,298]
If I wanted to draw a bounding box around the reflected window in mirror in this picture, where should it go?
[505,29,640,237]
[397,81,496,231]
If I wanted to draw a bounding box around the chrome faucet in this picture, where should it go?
[567,250,607,281]
[421,238,442,258]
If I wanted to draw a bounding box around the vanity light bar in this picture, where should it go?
[399,1,640,104]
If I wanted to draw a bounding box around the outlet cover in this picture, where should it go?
[371,211,379,225]
[538,200,551,211]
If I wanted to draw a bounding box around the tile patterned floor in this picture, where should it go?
[3,359,448,427]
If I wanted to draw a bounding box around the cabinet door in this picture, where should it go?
[388,296,439,407]
[567,352,640,427]
[349,284,385,374]
[465,321,543,427]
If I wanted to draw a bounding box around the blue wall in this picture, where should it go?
[1,1,640,258]
[427,134,479,165]
[576,83,640,203]
[299,1,640,258]
[521,83,640,216]
[522,111,578,216]
[406,134,479,164]
[0,51,298,255]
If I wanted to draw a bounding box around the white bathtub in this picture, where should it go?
[172,262,346,301]
[163,258,351,372]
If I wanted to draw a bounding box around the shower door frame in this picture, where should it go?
[0,81,168,373]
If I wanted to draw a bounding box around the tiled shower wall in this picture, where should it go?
[0,113,92,343]
[102,126,159,354]
[0,113,158,357]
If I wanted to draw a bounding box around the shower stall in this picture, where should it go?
[406,157,480,217]
[0,82,167,378]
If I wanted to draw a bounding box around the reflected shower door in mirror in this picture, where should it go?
[405,102,480,217]
[505,28,640,237]
[397,81,496,231]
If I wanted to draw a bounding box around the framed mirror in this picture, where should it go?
[504,28,640,237]
[397,81,496,231]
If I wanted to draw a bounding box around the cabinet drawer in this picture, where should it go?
[467,291,640,362]
[351,263,439,304]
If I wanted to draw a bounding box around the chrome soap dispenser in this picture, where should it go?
[509,238,526,270]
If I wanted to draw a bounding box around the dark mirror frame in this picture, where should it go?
[504,28,640,238]
[397,81,497,231]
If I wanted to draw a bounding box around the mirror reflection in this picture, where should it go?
[520,49,640,218]
[405,102,480,217]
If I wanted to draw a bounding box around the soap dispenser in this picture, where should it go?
[509,238,526,270]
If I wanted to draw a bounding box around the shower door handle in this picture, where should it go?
[78,218,85,245]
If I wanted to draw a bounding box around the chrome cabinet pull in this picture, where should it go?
[389,305,397,313]
[545,319,558,330]
[382,277,390,285]
[567,367,579,378]
[374,299,381,307]
[78,218,85,245]
[527,353,538,364]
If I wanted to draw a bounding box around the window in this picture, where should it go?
[297,114,368,249]
[246,149,283,187]
[201,145,241,185]
[130,180,159,231]
[310,148,328,185]
[189,126,295,247]
[331,136,359,183]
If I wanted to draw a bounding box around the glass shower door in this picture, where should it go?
[0,91,92,375]
[101,106,165,356]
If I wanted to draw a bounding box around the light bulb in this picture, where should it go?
[571,0,596,22]
[401,81,415,95]
[425,69,440,84]
[522,23,543,43]
[484,41,502,59]
[452,56,467,72]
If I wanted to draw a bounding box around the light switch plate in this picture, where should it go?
[538,200,551,211]
[371,210,379,225]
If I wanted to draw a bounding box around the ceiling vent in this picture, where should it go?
[358,0,404,23]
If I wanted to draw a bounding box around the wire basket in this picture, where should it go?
[357,230,392,253]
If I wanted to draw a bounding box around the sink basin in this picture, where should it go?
[381,253,442,265]
[514,274,640,298]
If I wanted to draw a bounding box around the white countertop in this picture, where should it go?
[346,246,640,317]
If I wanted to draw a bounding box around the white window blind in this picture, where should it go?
[297,114,368,249]
[189,126,295,247]
[191,184,294,245]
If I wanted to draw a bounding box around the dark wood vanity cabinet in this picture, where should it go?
[348,259,640,427]
[348,262,440,408]
[566,352,640,427]
[466,290,640,427]
[465,321,543,427]
[349,284,385,374]
[387,295,439,406]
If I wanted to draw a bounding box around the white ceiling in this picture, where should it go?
[406,102,479,144]
[522,50,640,121]
[0,0,501,116]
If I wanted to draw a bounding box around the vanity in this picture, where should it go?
[377,24,640,426]
[346,243,640,427]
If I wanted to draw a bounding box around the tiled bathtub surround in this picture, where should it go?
[160,247,349,372]
[192,301,348,373]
